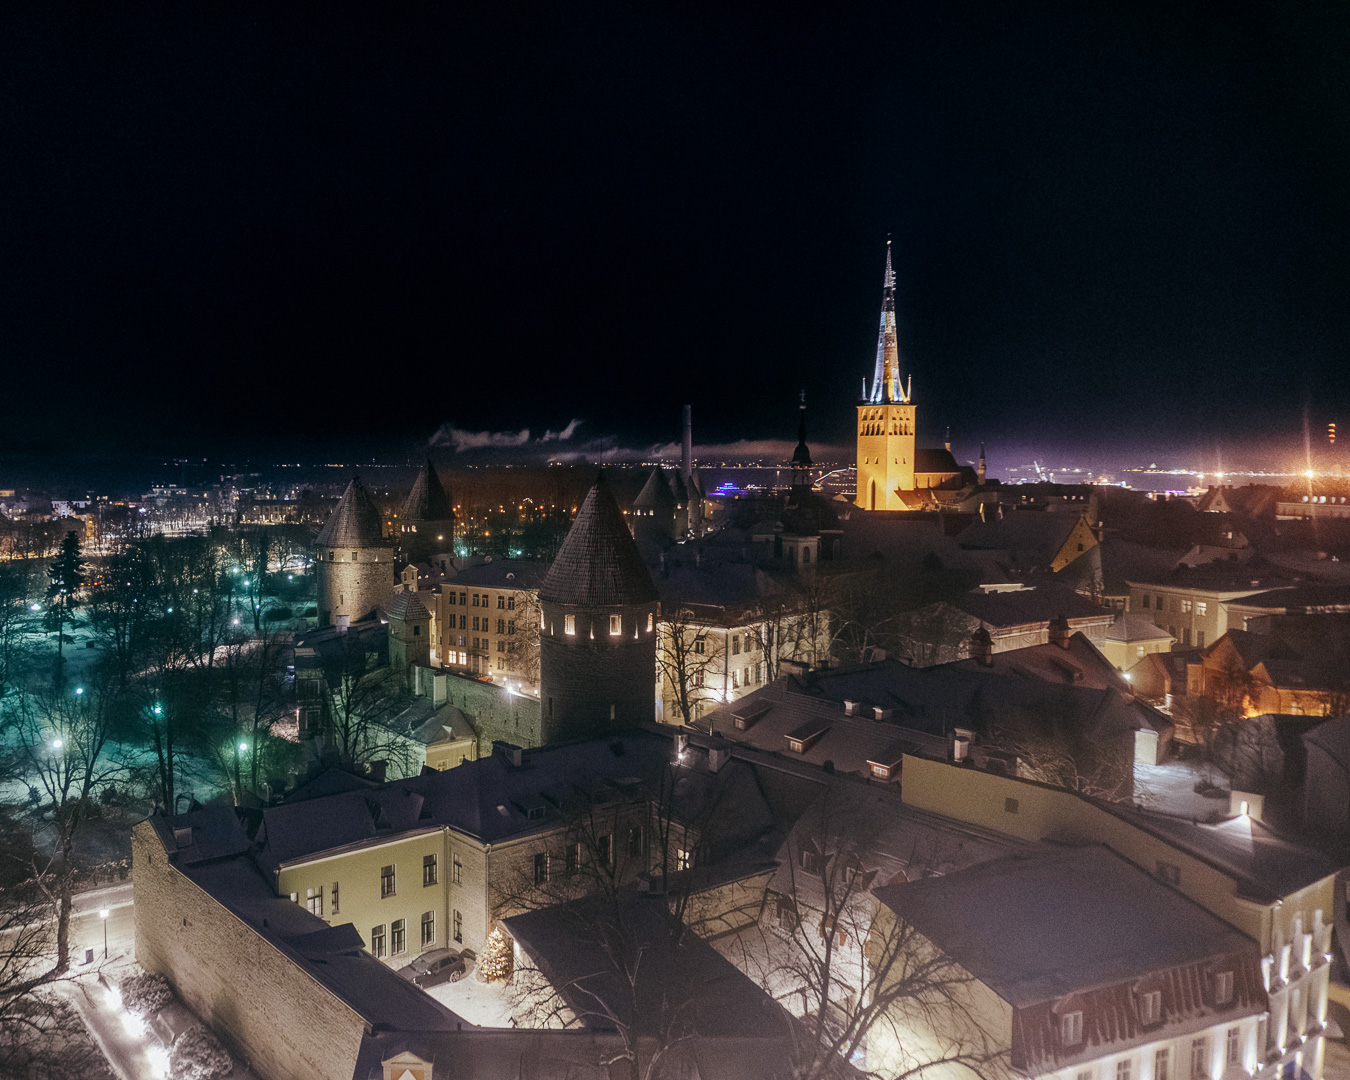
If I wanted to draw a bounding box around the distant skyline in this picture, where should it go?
[4,4,1348,466]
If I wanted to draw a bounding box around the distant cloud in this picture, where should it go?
[429,419,584,452]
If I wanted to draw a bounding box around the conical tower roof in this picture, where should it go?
[633,465,677,512]
[400,459,453,522]
[539,474,658,607]
[315,476,386,548]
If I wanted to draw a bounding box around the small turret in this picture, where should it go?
[790,391,812,492]
[978,444,987,485]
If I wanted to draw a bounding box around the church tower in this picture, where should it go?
[856,241,917,510]
[538,474,659,744]
[790,390,812,492]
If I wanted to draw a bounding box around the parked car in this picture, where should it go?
[396,948,466,989]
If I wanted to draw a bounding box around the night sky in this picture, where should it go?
[4,3,1349,473]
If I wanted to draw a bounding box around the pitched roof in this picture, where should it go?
[384,590,430,621]
[538,474,658,607]
[400,459,454,522]
[873,844,1259,1009]
[914,447,961,474]
[315,476,387,548]
[633,466,677,511]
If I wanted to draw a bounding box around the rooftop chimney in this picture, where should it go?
[1048,615,1072,650]
[970,626,994,666]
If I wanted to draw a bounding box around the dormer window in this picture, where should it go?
[647,613,654,632]
[610,614,622,635]
[1061,1011,1083,1046]
[1138,989,1161,1025]
[564,614,576,635]
[1214,970,1233,1005]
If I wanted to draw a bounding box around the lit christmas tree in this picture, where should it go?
[478,925,513,982]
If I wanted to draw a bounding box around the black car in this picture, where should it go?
[396,948,466,988]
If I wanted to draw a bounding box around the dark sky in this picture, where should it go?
[4,3,1349,471]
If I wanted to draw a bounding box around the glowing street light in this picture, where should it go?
[74,687,83,695]
[51,738,63,750]
[238,742,248,753]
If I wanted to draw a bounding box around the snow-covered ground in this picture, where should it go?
[1133,758,1232,820]
[424,972,516,1028]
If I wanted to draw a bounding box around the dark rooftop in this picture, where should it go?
[315,475,387,548]
[538,474,658,608]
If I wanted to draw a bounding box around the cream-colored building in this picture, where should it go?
[869,844,1268,1080]
[898,754,1339,1080]
[432,559,547,692]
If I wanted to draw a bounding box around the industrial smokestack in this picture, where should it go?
[681,404,693,483]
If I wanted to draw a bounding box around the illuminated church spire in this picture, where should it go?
[868,239,909,405]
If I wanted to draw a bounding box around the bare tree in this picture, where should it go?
[720,792,1010,1080]
[496,756,744,1080]
[6,678,123,973]
[502,592,542,689]
[206,632,294,803]
[321,641,417,776]
[656,608,722,726]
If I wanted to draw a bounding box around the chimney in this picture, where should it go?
[675,732,689,759]
[1048,615,1072,650]
[681,404,693,484]
[952,727,974,762]
[970,626,993,666]
[707,736,731,773]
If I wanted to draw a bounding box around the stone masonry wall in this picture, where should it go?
[441,674,543,755]
[131,824,368,1080]
[316,546,394,626]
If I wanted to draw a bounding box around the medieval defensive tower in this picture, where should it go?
[397,458,455,562]
[538,473,659,744]
[314,475,394,627]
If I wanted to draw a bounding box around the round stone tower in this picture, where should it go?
[398,458,456,562]
[315,475,394,627]
[538,473,659,744]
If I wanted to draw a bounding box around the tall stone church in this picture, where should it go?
[856,242,967,510]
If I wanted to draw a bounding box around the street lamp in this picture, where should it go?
[99,908,109,959]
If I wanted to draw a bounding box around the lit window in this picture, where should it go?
[1196,601,1207,616]
[675,847,692,871]
[1061,1011,1083,1046]
[1181,599,1193,614]
[565,614,576,635]
[610,613,622,635]
[647,613,654,632]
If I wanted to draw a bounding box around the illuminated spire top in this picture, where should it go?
[867,239,909,404]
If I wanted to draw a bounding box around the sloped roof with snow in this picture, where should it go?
[538,474,657,608]
[315,476,387,548]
